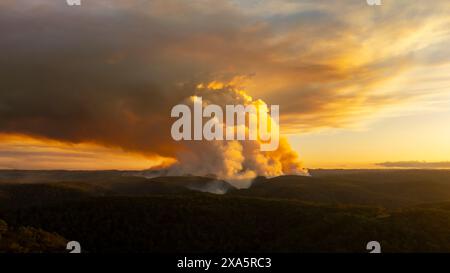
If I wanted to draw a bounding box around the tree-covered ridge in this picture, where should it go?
[0,219,67,253]
[1,170,450,253]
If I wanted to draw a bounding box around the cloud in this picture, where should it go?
[0,134,170,170]
[376,161,450,169]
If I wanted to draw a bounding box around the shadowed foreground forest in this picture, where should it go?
[2,169,450,253]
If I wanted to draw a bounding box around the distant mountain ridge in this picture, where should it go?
[2,169,450,208]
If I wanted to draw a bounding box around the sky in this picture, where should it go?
[1,0,450,171]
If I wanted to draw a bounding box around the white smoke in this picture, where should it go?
[165,77,308,188]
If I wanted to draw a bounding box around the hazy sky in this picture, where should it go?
[1,0,450,170]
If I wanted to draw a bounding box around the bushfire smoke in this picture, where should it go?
[163,79,308,182]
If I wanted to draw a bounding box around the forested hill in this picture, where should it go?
[2,169,450,253]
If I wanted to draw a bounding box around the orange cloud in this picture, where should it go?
[0,134,174,170]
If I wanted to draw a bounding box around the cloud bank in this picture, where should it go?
[376,161,450,169]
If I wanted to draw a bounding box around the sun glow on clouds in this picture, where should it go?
[1,0,450,170]
[0,134,173,170]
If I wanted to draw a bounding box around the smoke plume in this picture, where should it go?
[163,79,308,183]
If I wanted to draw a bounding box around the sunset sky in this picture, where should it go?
[1,0,450,171]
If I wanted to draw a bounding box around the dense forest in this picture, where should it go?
[1,169,450,253]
